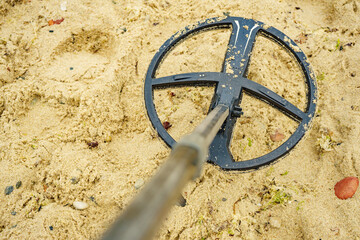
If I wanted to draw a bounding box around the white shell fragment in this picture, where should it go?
[269,217,281,228]
[60,1,67,11]
[134,178,145,189]
[73,201,89,210]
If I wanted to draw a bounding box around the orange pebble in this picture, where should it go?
[48,19,54,26]
[334,177,359,200]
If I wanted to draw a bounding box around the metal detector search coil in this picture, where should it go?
[103,16,318,240]
[144,16,317,171]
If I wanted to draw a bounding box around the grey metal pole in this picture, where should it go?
[102,104,229,240]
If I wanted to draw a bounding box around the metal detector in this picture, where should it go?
[102,16,317,240]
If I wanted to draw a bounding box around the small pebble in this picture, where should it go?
[270,129,285,142]
[89,196,97,203]
[134,178,145,189]
[49,226,53,231]
[176,195,187,207]
[344,42,355,47]
[330,227,340,235]
[73,201,89,210]
[16,181,22,189]
[222,198,227,202]
[5,186,14,195]
[87,141,98,148]
[49,30,54,33]
[70,67,74,70]
[70,177,79,184]
[162,121,172,130]
[11,211,16,216]
[334,177,359,200]
[325,27,338,33]
[105,135,112,142]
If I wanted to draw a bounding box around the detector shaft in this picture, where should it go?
[102,104,229,240]
[192,104,230,148]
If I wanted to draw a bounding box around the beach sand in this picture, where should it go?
[0,0,359,239]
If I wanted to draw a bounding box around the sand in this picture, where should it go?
[0,0,360,239]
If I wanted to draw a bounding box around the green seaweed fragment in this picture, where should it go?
[317,73,325,81]
[296,200,305,211]
[335,39,341,50]
[262,187,292,210]
[227,229,235,236]
[266,166,274,177]
[247,138,252,147]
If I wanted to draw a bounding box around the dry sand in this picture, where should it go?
[1,0,360,239]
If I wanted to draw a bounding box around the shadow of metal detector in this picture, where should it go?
[102,16,317,240]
